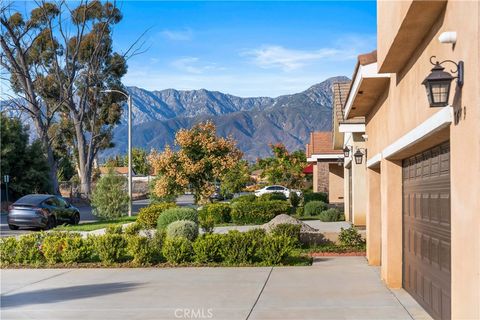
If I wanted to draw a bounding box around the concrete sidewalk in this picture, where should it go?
[0,257,431,320]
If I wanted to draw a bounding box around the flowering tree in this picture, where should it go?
[258,143,307,189]
[148,121,243,204]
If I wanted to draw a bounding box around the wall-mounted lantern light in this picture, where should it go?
[343,146,351,158]
[422,56,463,107]
[354,149,365,165]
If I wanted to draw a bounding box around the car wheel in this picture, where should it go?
[71,212,80,225]
[8,224,19,230]
[45,216,57,230]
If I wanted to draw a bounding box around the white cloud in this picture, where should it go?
[242,45,360,71]
[160,28,193,41]
[171,57,221,74]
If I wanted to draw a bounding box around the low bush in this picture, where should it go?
[162,237,194,264]
[318,208,342,222]
[270,224,301,245]
[94,234,127,264]
[42,233,69,264]
[199,213,215,234]
[105,224,123,235]
[157,207,198,231]
[257,192,287,202]
[137,202,176,229]
[289,192,301,208]
[295,206,304,217]
[304,192,328,204]
[124,223,142,236]
[62,237,94,264]
[166,220,199,241]
[220,230,264,264]
[230,194,256,203]
[199,203,231,224]
[16,233,45,264]
[0,237,17,264]
[304,201,328,216]
[127,235,157,265]
[193,234,223,263]
[338,226,365,247]
[259,235,295,264]
[231,200,290,224]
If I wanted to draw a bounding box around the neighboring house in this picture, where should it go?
[342,2,479,319]
[250,169,264,183]
[98,167,135,176]
[332,79,367,226]
[305,132,344,204]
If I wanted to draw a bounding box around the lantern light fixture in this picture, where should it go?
[422,56,463,107]
[343,146,351,158]
[354,148,366,165]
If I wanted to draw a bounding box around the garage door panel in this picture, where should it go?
[403,141,451,320]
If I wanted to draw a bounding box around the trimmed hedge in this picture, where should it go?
[157,207,198,231]
[162,237,193,264]
[166,220,199,241]
[94,234,127,264]
[193,234,223,263]
[318,208,342,222]
[304,192,328,204]
[231,200,290,224]
[137,202,177,229]
[270,223,301,245]
[304,201,328,216]
[198,203,231,224]
[220,230,265,264]
[230,194,257,203]
[257,192,287,202]
[259,235,296,264]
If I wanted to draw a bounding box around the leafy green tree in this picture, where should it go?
[220,160,251,196]
[0,114,51,198]
[91,168,129,220]
[130,148,151,176]
[258,143,307,189]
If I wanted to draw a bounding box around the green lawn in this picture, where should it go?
[54,216,137,232]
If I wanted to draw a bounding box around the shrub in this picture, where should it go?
[270,224,301,245]
[230,194,256,203]
[193,234,223,263]
[62,237,94,264]
[338,226,365,247]
[199,213,215,234]
[94,234,127,264]
[199,203,231,223]
[137,202,177,229]
[162,237,193,264]
[220,230,263,264]
[257,192,287,202]
[318,208,342,222]
[166,220,199,241]
[304,192,328,204]
[105,224,123,235]
[289,192,301,208]
[124,223,142,236]
[0,237,17,264]
[42,233,69,264]
[127,235,157,265]
[157,207,198,231]
[91,169,129,219]
[295,206,304,217]
[304,201,328,216]
[259,235,295,264]
[230,200,291,224]
[17,233,45,264]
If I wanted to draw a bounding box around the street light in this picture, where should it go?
[101,89,133,217]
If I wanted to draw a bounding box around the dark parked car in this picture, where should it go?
[8,194,80,230]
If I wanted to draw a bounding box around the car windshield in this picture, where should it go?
[14,194,51,206]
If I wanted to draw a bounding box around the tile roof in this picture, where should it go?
[99,167,130,175]
[333,81,365,124]
[306,132,343,157]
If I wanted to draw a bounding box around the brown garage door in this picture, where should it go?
[402,142,451,320]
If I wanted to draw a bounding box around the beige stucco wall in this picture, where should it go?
[366,167,381,266]
[343,165,351,222]
[328,164,344,204]
[351,134,367,226]
[369,1,480,318]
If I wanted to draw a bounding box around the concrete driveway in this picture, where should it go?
[0,257,431,320]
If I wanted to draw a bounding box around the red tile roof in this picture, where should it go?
[306,132,343,157]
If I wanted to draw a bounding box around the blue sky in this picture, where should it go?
[114,1,377,96]
[6,1,377,98]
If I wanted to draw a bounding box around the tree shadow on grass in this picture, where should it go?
[1,282,141,309]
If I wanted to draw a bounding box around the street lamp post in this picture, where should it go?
[101,89,132,217]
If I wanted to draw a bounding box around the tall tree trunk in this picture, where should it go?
[73,118,92,197]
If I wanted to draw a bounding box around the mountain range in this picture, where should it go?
[106,76,349,161]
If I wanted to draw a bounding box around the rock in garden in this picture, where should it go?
[262,214,318,233]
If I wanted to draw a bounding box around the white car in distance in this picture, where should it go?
[254,185,302,198]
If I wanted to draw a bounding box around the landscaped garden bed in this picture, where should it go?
[53,216,137,232]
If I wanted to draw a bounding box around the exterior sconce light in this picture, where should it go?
[422,56,464,107]
[354,148,366,165]
[337,158,343,167]
[343,146,351,158]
